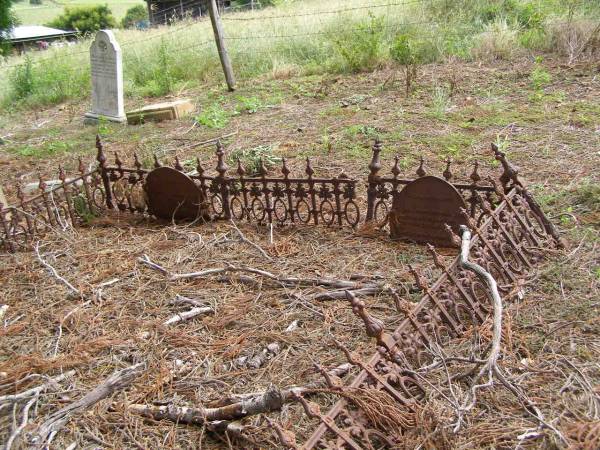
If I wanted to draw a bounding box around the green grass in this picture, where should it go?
[13,0,145,25]
[1,0,599,110]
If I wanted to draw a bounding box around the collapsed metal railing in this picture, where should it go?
[0,136,541,252]
[266,162,563,449]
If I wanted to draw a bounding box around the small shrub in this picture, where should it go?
[121,5,148,29]
[471,18,519,60]
[331,13,385,73]
[390,32,434,95]
[10,56,35,100]
[548,19,600,64]
[236,96,263,114]
[196,103,229,129]
[49,5,116,34]
[530,57,551,90]
[430,84,451,119]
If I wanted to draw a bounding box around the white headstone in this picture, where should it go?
[85,30,126,123]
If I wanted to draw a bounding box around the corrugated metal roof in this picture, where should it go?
[7,25,75,41]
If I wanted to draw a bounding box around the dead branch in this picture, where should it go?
[453,225,503,431]
[34,242,81,297]
[5,394,38,450]
[139,256,385,292]
[32,363,146,447]
[129,384,283,425]
[163,306,213,326]
[0,370,76,405]
[229,219,272,261]
[130,363,352,426]
[234,343,280,370]
[169,294,206,308]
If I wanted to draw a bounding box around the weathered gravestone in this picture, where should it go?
[144,167,210,221]
[84,30,126,124]
[389,176,467,247]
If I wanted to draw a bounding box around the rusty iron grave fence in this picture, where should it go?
[0,134,564,448]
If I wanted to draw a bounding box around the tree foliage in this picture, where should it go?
[48,5,116,34]
[121,5,147,29]
[1,0,18,55]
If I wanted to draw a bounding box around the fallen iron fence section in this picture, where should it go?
[0,161,104,252]
[269,181,560,449]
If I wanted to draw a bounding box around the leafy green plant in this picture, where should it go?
[195,103,229,129]
[530,57,552,90]
[10,55,34,100]
[73,194,96,223]
[228,144,281,176]
[236,95,263,114]
[430,84,451,119]
[331,13,385,72]
[48,5,116,34]
[390,33,434,95]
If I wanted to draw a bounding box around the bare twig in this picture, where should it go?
[229,220,272,261]
[0,371,75,405]
[33,363,146,446]
[5,394,38,450]
[164,306,213,326]
[34,242,81,297]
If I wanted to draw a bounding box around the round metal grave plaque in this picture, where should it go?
[144,167,208,221]
[389,176,466,247]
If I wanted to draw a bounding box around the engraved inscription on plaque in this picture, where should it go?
[144,167,210,221]
[389,176,466,247]
[85,30,126,122]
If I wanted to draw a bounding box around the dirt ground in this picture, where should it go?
[0,56,599,449]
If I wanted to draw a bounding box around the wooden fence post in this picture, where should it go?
[208,0,236,92]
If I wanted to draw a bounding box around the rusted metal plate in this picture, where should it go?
[144,167,208,221]
[389,176,467,247]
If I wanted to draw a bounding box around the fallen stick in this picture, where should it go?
[5,394,39,450]
[229,219,272,261]
[169,294,207,308]
[139,256,383,290]
[33,363,146,446]
[163,306,213,326]
[210,363,352,408]
[130,363,352,426]
[0,370,76,405]
[129,384,283,425]
[34,242,81,297]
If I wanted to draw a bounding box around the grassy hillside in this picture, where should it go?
[1,0,599,109]
[13,0,145,25]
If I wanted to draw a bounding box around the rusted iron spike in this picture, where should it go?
[474,192,532,268]
[443,157,452,181]
[426,244,486,322]
[236,158,246,177]
[281,158,290,178]
[444,223,462,247]
[470,160,481,184]
[95,135,106,168]
[334,340,413,406]
[215,141,228,177]
[392,155,401,178]
[114,151,123,169]
[369,139,383,181]
[174,155,184,172]
[196,158,204,176]
[258,157,268,178]
[313,362,342,390]
[408,265,462,334]
[346,291,385,344]
[491,142,521,191]
[58,165,66,183]
[78,157,86,175]
[292,392,363,450]
[459,207,517,283]
[133,153,142,171]
[490,179,542,247]
[416,156,426,177]
[38,173,47,192]
[265,417,298,450]
[305,157,314,178]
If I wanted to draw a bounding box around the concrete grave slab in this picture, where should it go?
[126,99,195,125]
